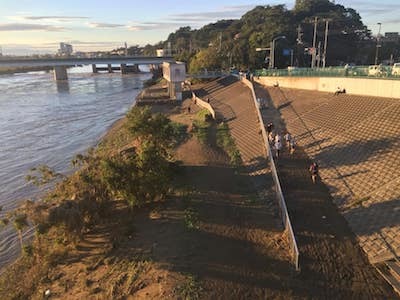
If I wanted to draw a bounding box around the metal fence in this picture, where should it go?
[241,77,300,271]
[254,65,399,79]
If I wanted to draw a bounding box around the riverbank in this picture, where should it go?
[0,79,287,299]
[1,77,397,298]
[0,70,149,272]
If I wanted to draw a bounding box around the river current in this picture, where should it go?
[0,66,150,268]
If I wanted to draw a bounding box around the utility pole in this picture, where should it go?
[296,25,303,44]
[322,20,329,68]
[317,41,321,68]
[374,22,382,65]
[290,49,294,67]
[311,17,318,69]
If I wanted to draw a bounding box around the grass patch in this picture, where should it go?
[174,274,203,299]
[184,208,199,230]
[216,123,242,167]
[192,109,212,144]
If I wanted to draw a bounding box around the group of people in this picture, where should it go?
[266,122,319,184]
[266,122,296,158]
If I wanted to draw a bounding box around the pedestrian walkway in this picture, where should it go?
[258,83,400,292]
[194,77,280,226]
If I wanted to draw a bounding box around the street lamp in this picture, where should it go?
[374,22,382,65]
[271,35,286,69]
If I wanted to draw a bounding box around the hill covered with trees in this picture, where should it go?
[144,0,388,72]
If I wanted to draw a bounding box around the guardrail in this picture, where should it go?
[255,66,400,80]
[187,71,231,79]
[191,92,216,119]
[240,77,300,271]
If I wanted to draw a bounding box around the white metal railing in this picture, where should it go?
[240,77,300,271]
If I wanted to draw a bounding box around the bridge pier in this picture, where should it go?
[121,64,128,74]
[53,66,68,80]
[107,64,113,73]
[92,64,98,73]
[132,64,140,73]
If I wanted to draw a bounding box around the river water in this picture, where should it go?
[0,66,150,268]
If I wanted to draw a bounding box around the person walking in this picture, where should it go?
[309,162,319,184]
[268,131,275,144]
[284,132,292,150]
[289,136,296,155]
[274,132,282,144]
[267,122,274,135]
[274,139,282,158]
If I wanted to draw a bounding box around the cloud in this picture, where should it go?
[21,15,89,21]
[166,3,292,22]
[0,23,64,31]
[128,22,186,31]
[339,1,400,15]
[88,22,124,28]
[168,5,254,22]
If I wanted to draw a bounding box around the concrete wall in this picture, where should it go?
[191,92,216,119]
[255,76,400,99]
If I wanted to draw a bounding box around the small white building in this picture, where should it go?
[163,62,186,101]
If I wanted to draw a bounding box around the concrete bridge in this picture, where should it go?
[0,56,174,80]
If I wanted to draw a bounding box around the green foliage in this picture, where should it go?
[13,106,183,244]
[126,106,185,153]
[192,109,212,145]
[216,123,242,167]
[25,165,63,186]
[174,274,203,300]
[155,1,373,70]
[184,208,199,230]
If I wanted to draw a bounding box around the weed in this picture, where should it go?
[174,274,203,300]
[216,123,242,167]
[184,208,199,230]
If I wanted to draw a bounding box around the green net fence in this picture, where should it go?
[254,65,399,79]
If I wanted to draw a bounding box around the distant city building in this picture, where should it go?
[74,51,87,58]
[58,43,73,56]
[384,32,399,42]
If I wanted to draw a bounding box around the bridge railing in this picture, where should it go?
[240,76,300,272]
[187,71,230,78]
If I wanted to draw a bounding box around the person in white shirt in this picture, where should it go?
[274,139,282,158]
[284,132,292,149]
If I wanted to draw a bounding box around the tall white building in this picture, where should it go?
[58,43,73,56]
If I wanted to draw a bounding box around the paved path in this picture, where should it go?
[258,83,400,277]
[195,77,280,227]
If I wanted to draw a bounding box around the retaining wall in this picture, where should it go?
[191,92,216,119]
[255,76,400,99]
[241,77,300,271]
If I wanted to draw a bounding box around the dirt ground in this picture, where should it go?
[4,86,398,299]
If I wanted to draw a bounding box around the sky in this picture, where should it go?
[0,0,399,55]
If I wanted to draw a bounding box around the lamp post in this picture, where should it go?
[271,35,286,69]
[374,22,382,65]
